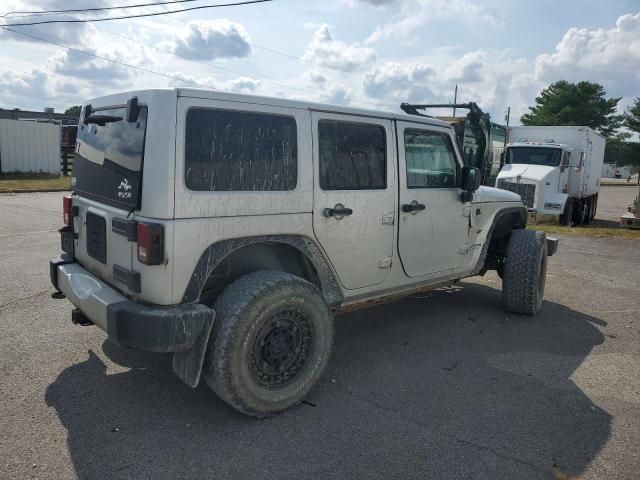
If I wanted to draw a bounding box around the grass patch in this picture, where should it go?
[0,173,70,193]
[529,223,640,239]
[600,178,640,187]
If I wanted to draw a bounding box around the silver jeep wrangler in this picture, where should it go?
[50,89,557,417]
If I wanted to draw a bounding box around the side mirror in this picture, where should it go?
[460,167,481,203]
[461,166,481,191]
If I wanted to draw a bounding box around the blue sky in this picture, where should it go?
[1,0,639,125]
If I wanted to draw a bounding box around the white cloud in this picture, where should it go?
[49,45,149,87]
[165,72,260,94]
[342,0,398,6]
[302,24,376,72]
[0,0,110,45]
[224,77,260,93]
[365,0,499,44]
[169,20,251,61]
[305,67,328,86]
[0,69,49,100]
[363,62,436,102]
[444,50,488,83]
[0,69,84,110]
[534,12,640,96]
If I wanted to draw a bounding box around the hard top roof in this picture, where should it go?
[175,88,451,128]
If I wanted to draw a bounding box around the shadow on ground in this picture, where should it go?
[46,282,609,479]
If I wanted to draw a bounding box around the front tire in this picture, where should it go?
[202,271,334,417]
[559,199,573,226]
[502,230,548,316]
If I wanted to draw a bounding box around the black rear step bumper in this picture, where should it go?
[50,256,214,353]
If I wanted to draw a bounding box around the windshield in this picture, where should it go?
[72,106,147,209]
[506,147,562,167]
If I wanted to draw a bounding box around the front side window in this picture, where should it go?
[404,129,457,188]
[185,108,297,191]
[318,120,386,190]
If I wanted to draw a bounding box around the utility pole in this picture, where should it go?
[453,84,458,117]
[505,106,511,127]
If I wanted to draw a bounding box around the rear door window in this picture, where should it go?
[318,120,386,190]
[185,108,297,191]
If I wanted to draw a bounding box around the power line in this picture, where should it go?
[4,1,397,109]
[1,0,201,18]
[1,0,274,26]
[94,25,397,108]
[0,26,219,91]
[160,12,435,95]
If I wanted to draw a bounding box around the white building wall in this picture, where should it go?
[602,163,616,178]
[0,119,61,174]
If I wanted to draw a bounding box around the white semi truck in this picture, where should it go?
[496,126,605,225]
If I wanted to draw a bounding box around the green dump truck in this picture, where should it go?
[401,102,507,186]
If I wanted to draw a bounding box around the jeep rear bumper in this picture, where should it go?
[50,256,214,353]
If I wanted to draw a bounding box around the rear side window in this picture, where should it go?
[318,120,386,190]
[404,129,457,188]
[185,108,297,191]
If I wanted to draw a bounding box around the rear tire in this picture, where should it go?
[202,271,334,417]
[559,199,573,226]
[583,197,592,225]
[502,230,548,316]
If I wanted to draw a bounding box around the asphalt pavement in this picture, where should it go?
[0,190,639,480]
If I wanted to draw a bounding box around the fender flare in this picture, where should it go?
[181,234,344,307]
[173,235,343,388]
[470,206,527,276]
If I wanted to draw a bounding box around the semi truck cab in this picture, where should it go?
[497,141,575,218]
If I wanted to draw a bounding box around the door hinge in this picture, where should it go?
[458,244,469,255]
[378,256,392,269]
[462,205,471,217]
[381,213,395,225]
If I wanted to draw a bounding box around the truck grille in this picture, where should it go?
[86,211,107,264]
[497,180,536,208]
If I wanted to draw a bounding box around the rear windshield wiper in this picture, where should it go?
[84,114,122,126]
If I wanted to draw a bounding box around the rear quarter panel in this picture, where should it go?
[170,96,315,305]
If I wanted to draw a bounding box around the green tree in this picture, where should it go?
[64,105,81,115]
[625,97,640,135]
[521,81,623,137]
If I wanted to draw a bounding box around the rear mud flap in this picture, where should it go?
[172,314,215,388]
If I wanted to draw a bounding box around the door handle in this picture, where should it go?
[402,201,426,213]
[323,203,353,219]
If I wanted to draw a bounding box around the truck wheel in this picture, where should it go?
[559,199,573,226]
[590,195,598,221]
[202,271,333,417]
[572,199,585,226]
[583,198,592,225]
[502,229,548,316]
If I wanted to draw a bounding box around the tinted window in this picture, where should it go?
[318,120,386,190]
[404,129,457,188]
[74,106,147,209]
[185,108,297,191]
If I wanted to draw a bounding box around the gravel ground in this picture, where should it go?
[0,191,639,480]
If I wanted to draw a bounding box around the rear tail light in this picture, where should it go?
[63,195,72,225]
[136,222,164,265]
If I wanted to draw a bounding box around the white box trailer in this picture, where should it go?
[496,126,605,225]
[0,119,61,175]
